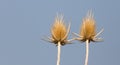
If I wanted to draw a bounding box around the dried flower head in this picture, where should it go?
[73,11,103,43]
[45,15,71,46]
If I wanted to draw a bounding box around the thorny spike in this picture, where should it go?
[62,23,71,41]
[95,28,104,37]
[93,37,103,42]
[72,32,83,38]
[51,28,57,41]
[87,10,94,19]
[56,13,64,22]
[42,36,54,43]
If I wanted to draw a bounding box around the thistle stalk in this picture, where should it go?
[57,42,61,65]
[43,14,71,65]
[85,40,89,65]
[73,11,103,65]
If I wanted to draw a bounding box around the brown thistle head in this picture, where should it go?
[80,12,96,42]
[49,15,70,45]
[73,11,103,43]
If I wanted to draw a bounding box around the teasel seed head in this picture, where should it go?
[73,11,103,43]
[44,14,71,46]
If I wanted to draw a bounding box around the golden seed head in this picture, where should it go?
[80,12,96,42]
[51,15,70,45]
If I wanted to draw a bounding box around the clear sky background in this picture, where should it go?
[0,0,119,65]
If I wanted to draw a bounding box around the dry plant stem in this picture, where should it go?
[57,42,61,65]
[85,40,89,65]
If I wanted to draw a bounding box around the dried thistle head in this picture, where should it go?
[51,16,67,41]
[73,11,103,43]
[80,12,96,42]
[45,15,71,46]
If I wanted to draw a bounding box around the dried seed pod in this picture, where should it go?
[50,15,70,45]
[73,11,103,43]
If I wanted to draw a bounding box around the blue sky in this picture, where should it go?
[0,0,120,65]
